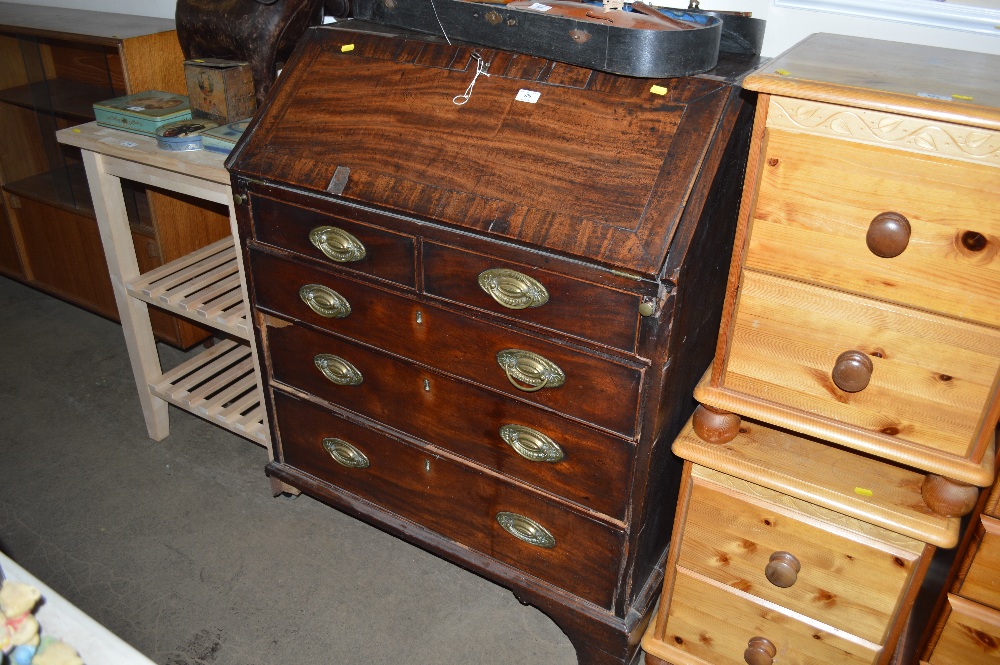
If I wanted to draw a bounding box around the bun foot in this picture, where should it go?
[692,404,741,444]
[921,474,979,517]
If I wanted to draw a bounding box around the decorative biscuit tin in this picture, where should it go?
[200,119,250,155]
[93,91,192,136]
[155,118,219,151]
[184,58,256,125]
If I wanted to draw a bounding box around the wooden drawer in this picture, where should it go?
[929,594,1000,665]
[746,127,1000,329]
[678,468,925,645]
[264,319,634,518]
[259,277,644,437]
[721,269,1000,460]
[422,241,642,353]
[249,193,417,288]
[660,567,881,664]
[961,515,1000,611]
[272,390,624,609]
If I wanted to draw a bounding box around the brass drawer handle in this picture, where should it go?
[496,512,556,548]
[866,211,911,258]
[308,225,367,263]
[478,268,549,309]
[499,424,564,463]
[744,637,777,665]
[299,283,351,318]
[496,349,565,393]
[831,350,873,393]
[764,551,800,588]
[314,353,363,386]
[322,437,370,468]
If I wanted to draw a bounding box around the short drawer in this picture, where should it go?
[249,193,416,287]
[746,128,1000,329]
[721,269,1000,460]
[678,467,925,645]
[661,567,880,665]
[264,319,634,518]
[929,594,1000,665]
[423,241,642,353]
[258,277,643,437]
[960,515,1000,611]
[272,390,624,609]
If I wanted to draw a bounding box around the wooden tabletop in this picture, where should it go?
[744,32,1000,131]
[0,2,175,43]
[57,122,231,187]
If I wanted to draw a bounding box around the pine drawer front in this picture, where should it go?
[263,303,643,437]
[744,124,1000,329]
[272,390,624,609]
[661,567,881,665]
[721,269,1000,460]
[961,515,1000,610]
[422,241,642,353]
[929,594,1000,665]
[679,468,924,645]
[264,320,633,518]
[249,193,417,288]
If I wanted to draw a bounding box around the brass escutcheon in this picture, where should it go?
[477,268,549,310]
[499,424,564,462]
[485,9,502,24]
[314,353,363,386]
[322,437,370,468]
[299,283,351,318]
[496,512,556,548]
[496,349,565,392]
[308,225,366,263]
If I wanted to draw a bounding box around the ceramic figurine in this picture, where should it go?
[0,581,41,657]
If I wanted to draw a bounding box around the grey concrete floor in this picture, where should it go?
[0,276,578,665]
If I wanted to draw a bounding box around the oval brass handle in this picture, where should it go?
[832,350,874,393]
[764,551,801,588]
[499,424,565,462]
[478,268,549,310]
[308,225,367,263]
[322,437,370,468]
[299,283,351,318]
[496,511,556,548]
[314,353,363,386]
[744,637,777,665]
[496,349,565,393]
[866,212,911,258]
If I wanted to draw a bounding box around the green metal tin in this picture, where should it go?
[93,91,192,136]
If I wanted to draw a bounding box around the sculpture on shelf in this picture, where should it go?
[176,0,333,106]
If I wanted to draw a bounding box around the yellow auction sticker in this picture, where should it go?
[341,44,355,53]
[649,85,668,96]
[854,487,874,497]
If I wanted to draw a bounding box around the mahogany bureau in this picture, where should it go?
[228,24,759,665]
[641,34,1000,665]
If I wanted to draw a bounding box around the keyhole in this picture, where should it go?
[424,459,431,472]
[423,379,430,391]
[416,310,423,324]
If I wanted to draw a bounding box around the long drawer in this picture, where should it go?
[929,594,1000,665]
[679,469,924,645]
[960,514,1000,611]
[272,390,625,609]
[254,253,644,437]
[721,269,1000,460]
[264,317,634,518]
[660,567,881,665]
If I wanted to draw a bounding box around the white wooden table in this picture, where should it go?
[56,123,268,447]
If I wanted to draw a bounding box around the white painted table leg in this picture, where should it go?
[82,150,169,440]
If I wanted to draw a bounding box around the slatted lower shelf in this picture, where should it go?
[149,339,267,444]
[127,237,251,340]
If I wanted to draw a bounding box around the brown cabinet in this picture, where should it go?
[230,25,760,665]
[0,3,230,348]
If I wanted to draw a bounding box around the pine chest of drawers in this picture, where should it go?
[227,25,759,665]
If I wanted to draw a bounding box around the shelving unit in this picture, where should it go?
[57,122,267,448]
[0,3,231,348]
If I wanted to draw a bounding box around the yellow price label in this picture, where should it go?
[649,85,668,96]
[854,487,874,497]
[341,44,355,53]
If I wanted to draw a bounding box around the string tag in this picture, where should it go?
[454,52,491,106]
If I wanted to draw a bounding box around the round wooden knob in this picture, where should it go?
[921,474,980,517]
[692,404,741,444]
[832,350,874,393]
[764,551,801,588]
[744,636,777,665]
[866,212,911,258]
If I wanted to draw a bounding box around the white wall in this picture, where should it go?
[7,0,1000,57]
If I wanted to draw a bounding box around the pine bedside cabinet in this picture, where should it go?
[642,33,1000,665]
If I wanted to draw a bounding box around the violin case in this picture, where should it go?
[349,0,759,78]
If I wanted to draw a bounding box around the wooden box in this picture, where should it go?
[184,58,255,124]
